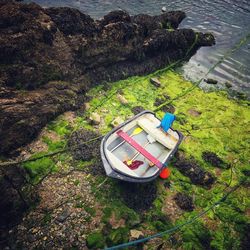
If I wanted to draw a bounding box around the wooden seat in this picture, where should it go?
[137,117,176,149]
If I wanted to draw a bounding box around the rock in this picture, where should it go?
[0,1,216,154]
[188,108,201,117]
[162,7,167,13]
[150,78,161,87]
[117,94,128,105]
[111,117,124,128]
[225,82,232,88]
[83,102,91,110]
[202,151,229,169]
[236,92,247,100]
[120,181,157,211]
[175,153,215,187]
[130,229,144,239]
[174,192,194,211]
[131,106,145,115]
[56,209,71,223]
[154,97,175,113]
[89,112,101,125]
[205,78,218,84]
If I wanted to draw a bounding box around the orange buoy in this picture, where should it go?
[159,168,171,179]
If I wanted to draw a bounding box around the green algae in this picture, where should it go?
[21,65,250,249]
[86,231,106,249]
[23,153,56,184]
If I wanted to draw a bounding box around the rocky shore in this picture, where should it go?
[0,0,215,155]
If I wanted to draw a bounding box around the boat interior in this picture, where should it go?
[104,113,180,178]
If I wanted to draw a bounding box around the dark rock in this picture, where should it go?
[202,151,229,169]
[68,129,101,161]
[150,77,161,87]
[242,170,250,176]
[225,82,232,88]
[131,106,145,115]
[205,78,218,84]
[56,209,71,223]
[174,192,194,211]
[119,181,157,211]
[0,165,38,248]
[0,1,215,154]
[154,97,175,113]
[241,223,250,250]
[236,91,247,100]
[100,10,131,26]
[174,153,215,187]
[45,7,97,36]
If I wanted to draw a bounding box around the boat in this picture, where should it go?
[100,110,183,182]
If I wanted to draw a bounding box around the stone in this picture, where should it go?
[83,102,91,110]
[162,7,167,13]
[111,117,124,128]
[130,229,144,239]
[89,112,101,125]
[188,108,201,117]
[225,82,232,88]
[205,78,218,84]
[150,77,161,87]
[56,209,71,223]
[117,94,128,105]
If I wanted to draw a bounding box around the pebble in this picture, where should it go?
[89,112,101,125]
[225,82,232,88]
[117,94,128,104]
[150,77,161,87]
[83,102,90,110]
[111,117,124,128]
[205,78,218,84]
[130,229,144,239]
[56,209,71,223]
[162,6,167,12]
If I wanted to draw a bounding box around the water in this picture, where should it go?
[25,0,250,96]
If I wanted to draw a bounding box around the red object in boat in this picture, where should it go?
[123,160,144,170]
[159,168,171,179]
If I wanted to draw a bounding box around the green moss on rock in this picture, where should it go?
[86,231,106,249]
[106,227,129,247]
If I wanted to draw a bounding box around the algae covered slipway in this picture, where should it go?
[0,1,250,250]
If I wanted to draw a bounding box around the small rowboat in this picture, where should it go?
[100,110,183,182]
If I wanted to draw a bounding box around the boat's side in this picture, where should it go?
[100,111,183,182]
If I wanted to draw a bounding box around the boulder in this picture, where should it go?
[0,1,216,154]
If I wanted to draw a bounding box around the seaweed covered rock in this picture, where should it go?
[119,181,157,211]
[68,129,101,161]
[131,106,145,115]
[174,153,215,187]
[174,192,194,211]
[0,0,215,154]
[202,151,229,169]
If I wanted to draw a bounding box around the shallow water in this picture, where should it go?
[26,0,250,95]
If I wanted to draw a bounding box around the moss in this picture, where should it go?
[106,227,129,247]
[84,205,96,216]
[47,119,71,136]
[23,153,56,184]
[86,231,106,249]
[42,136,66,151]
